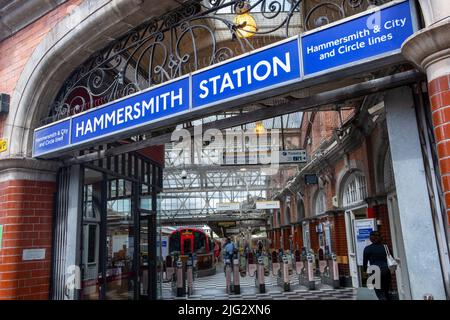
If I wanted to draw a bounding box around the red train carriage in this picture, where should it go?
[168,227,216,276]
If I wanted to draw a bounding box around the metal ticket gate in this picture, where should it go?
[256,256,266,293]
[225,256,233,294]
[319,253,340,289]
[296,250,316,290]
[248,252,266,294]
[233,255,241,294]
[172,260,185,297]
[270,251,289,292]
[224,252,243,295]
[186,256,195,296]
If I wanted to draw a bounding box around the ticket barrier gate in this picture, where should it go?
[296,251,316,290]
[186,257,195,296]
[248,252,266,294]
[163,256,175,283]
[172,260,185,297]
[272,252,290,292]
[233,256,241,294]
[256,257,266,293]
[319,253,340,289]
[225,257,233,294]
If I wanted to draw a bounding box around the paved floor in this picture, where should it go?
[162,265,356,300]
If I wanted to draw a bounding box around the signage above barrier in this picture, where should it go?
[33,0,417,159]
[256,201,280,210]
[216,203,240,211]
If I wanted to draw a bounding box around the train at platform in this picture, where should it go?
[166,227,217,276]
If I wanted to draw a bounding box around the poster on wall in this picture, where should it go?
[160,236,169,260]
[324,223,332,255]
[354,219,377,266]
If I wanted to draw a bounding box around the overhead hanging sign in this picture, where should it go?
[216,202,240,211]
[279,150,307,164]
[256,201,280,210]
[32,0,417,159]
[225,228,240,234]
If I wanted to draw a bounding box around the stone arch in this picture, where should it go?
[334,159,366,208]
[296,193,305,221]
[312,188,326,215]
[339,170,368,208]
[2,0,180,159]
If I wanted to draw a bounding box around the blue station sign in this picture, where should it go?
[33,0,417,158]
[302,0,416,76]
[192,37,301,109]
[71,77,190,146]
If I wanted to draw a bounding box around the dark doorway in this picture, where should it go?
[79,152,162,300]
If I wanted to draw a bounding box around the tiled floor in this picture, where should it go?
[162,265,356,300]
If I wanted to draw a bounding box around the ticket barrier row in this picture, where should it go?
[163,256,196,297]
[223,250,340,295]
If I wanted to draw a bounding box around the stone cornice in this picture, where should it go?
[401,19,450,71]
[0,157,61,173]
[0,0,67,42]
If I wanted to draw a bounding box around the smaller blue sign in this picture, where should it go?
[192,38,301,109]
[356,228,373,241]
[33,120,71,157]
[302,1,415,76]
[71,77,190,145]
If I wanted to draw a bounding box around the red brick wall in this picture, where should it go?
[0,0,83,136]
[0,180,55,300]
[294,225,302,250]
[309,220,319,251]
[282,227,291,250]
[332,214,350,276]
[429,75,450,225]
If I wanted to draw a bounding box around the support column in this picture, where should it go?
[51,165,83,300]
[0,161,58,299]
[402,0,450,225]
[385,86,446,300]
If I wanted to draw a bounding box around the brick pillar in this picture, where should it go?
[402,2,450,226]
[430,75,450,223]
[0,180,55,300]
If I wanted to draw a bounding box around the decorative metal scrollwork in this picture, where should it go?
[304,0,390,30]
[46,0,390,125]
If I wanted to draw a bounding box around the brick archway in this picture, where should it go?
[1,0,180,159]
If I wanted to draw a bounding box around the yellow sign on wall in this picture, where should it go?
[0,139,7,153]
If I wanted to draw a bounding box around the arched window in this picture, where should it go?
[383,148,395,193]
[314,190,327,215]
[285,206,291,225]
[342,172,368,207]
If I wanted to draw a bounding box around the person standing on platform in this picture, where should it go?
[363,231,392,300]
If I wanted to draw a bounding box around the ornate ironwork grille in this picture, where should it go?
[45,0,391,127]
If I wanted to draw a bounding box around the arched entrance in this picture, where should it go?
[340,170,369,288]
